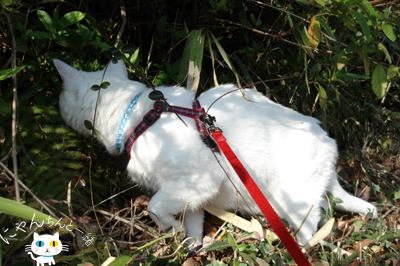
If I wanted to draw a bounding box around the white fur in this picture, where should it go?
[54,59,378,247]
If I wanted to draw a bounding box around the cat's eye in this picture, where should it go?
[49,240,59,247]
[35,241,45,247]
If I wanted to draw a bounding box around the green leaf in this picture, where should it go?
[58,11,85,30]
[0,66,25,81]
[0,197,59,225]
[105,47,120,60]
[297,24,311,47]
[148,90,165,101]
[234,54,255,89]
[333,197,344,204]
[377,43,392,64]
[371,65,387,99]
[337,50,350,70]
[227,232,237,250]
[87,41,112,51]
[131,233,171,254]
[238,250,257,264]
[341,73,369,79]
[107,255,133,266]
[178,30,204,85]
[382,24,396,42]
[100,81,110,89]
[344,0,363,8]
[84,120,94,130]
[157,15,167,32]
[351,10,371,42]
[394,187,400,200]
[90,85,100,91]
[206,240,231,251]
[37,10,55,34]
[121,44,137,54]
[25,30,53,39]
[357,0,377,28]
[316,84,327,113]
[343,16,358,32]
[357,48,371,76]
[387,65,399,79]
[53,6,59,29]
[187,29,205,91]
[209,32,241,87]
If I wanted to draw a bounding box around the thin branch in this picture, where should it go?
[214,18,337,55]
[114,0,126,47]
[0,10,20,202]
[0,162,59,220]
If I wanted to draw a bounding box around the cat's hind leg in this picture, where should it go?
[326,175,378,218]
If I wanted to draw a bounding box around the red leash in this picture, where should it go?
[211,130,311,266]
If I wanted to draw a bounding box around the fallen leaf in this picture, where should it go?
[353,239,375,256]
[182,257,200,266]
[303,218,334,252]
[204,206,264,238]
[78,263,95,266]
[133,195,151,213]
[256,257,270,266]
[312,259,330,266]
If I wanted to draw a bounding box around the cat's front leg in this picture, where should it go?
[148,190,188,238]
[148,190,207,249]
[183,208,205,249]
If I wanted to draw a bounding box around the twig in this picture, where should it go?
[114,0,126,47]
[82,185,138,216]
[248,0,348,46]
[293,205,314,238]
[215,18,337,55]
[0,162,59,221]
[1,10,20,202]
[95,208,160,239]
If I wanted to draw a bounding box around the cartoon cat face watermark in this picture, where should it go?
[26,232,68,266]
[0,213,95,265]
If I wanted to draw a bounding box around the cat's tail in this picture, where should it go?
[27,252,37,260]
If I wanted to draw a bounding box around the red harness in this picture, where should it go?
[125,100,311,266]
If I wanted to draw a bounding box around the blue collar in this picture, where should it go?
[43,255,53,257]
[116,92,143,152]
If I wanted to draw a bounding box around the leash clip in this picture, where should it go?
[200,113,222,133]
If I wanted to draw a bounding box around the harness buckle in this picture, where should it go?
[200,113,222,133]
[200,113,216,126]
[143,109,161,126]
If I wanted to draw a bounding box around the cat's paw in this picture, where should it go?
[187,240,202,253]
[366,205,378,219]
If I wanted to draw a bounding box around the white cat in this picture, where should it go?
[26,232,68,266]
[54,59,377,248]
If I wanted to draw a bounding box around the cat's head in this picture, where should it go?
[30,232,62,256]
[54,59,130,135]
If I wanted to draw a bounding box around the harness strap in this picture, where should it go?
[125,100,217,153]
[210,130,311,266]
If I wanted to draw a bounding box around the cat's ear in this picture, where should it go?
[53,232,59,238]
[107,59,128,77]
[53,59,80,83]
[33,232,39,240]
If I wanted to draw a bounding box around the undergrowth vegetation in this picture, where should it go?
[1,0,399,265]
